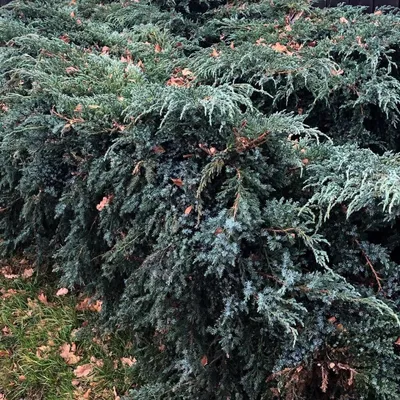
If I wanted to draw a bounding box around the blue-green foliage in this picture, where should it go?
[1,0,400,398]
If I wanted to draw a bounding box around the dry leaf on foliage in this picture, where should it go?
[153,145,165,154]
[171,178,183,187]
[167,77,187,87]
[271,42,291,54]
[181,68,193,76]
[101,46,110,55]
[154,43,162,53]
[76,298,102,312]
[38,293,48,305]
[255,38,266,46]
[120,357,137,367]
[60,343,81,365]
[339,17,349,24]
[210,48,220,58]
[66,66,79,74]
[74,104,83,113]
[96,196,112,211]
[56,288,69,296]
[201,355,208,366]
[184,205,193,215]
[330,69,344,76]
[74,363,93,378]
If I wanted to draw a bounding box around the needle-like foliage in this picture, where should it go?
[2,0,400,398]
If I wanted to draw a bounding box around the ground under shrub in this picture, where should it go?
[2,0,400,398]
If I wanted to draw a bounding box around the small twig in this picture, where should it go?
[355,239,383,292]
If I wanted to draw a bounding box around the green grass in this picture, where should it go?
[0,266,136,400]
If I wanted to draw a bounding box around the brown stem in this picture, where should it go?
[355,239,383,292]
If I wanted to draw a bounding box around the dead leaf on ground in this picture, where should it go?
[113,386,121,400]
[74,363,93,378]
[90,356,104,367]
[38,293,48,305]
[154,43,162,53]
[2,326,11,336]
[36,345,51,359]
[1,289,18,299]
[120,357,137,367]
[0,350,9,358]
[22,268,34,278]
[60,343,81,365]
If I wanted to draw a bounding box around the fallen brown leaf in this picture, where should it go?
[90,356,104,367]
[74,364,93,378]
[120,357,137,367]
[22,268,34,279]
[38,293,48,305]
[0,350,9,358]
[60,343,81,365]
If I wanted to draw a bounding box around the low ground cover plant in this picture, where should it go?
[2,0,400,398]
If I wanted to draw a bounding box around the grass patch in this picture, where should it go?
[0,263,136,400]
